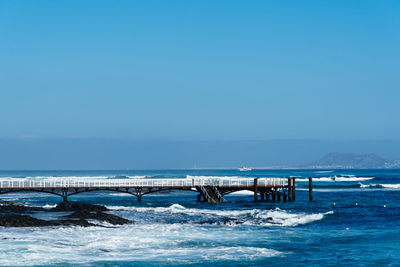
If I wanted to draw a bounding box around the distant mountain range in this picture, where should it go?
[305,153,400,169]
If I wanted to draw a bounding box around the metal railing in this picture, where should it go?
[0,177,287,189]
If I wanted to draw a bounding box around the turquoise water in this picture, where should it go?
[0,169,399,266]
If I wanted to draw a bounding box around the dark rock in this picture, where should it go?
[0,201,131,227]
[0,205,46,213]
[51,202,108,212]
[65,210,132,225]
[0,214,100,227]
[0,214,53,227]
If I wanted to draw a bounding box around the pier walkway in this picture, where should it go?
[0,177,296,203]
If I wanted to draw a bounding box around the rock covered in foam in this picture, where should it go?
[65,210,131,225]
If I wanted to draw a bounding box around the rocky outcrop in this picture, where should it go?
[0,214,53,227]
[65,210,131,225]
[0,214,97,227]
[0,201,132,227]
[0,205,46,213]
[51,202,108,212]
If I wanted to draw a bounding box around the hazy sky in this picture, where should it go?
[1,0,400,141]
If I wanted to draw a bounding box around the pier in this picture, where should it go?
[0,177,296,203]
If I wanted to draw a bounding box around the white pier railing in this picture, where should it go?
[0,177,287,189]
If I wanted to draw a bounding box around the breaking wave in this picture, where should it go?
[296,177,333,182]
[313,170,334,173]
[359,183,400,189]
[296,175,374,182]
[186,175,246,180]
[108,193,132,196]
[108,204,333,227]
[41,204,57,209]
[229,190,254,195]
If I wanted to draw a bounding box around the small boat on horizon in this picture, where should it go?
[238,167,252,171]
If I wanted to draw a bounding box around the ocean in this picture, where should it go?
[0,169,399,266]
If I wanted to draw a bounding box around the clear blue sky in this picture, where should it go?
[1,0,399,141]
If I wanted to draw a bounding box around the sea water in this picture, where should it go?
[0,169,399,266]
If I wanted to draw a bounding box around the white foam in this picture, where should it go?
[198,246,282,260]
[0,224,283,265]
[186,175,247,180]
[229,190,254,195]
[126,176,146,179]
[334,176,374,182]
[42,204,57,208]
[108,193,131,196]
[359,183,372,188]
[108,204,253,217]
[381,184,400,189]
[296,177,334,182]
[296,175,374,182]
[251,209,334,227]
[108,204,333,227]
[359,183,400,189]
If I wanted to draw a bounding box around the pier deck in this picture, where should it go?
[0,177,296,203]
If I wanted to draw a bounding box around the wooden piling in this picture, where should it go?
[254,178,258,202]
[277,192,281,201]
[308,177,313,201]
[288,177,292,201]
[61,189,68,203]
[272,191,276,201]
[260,192,265,201]
[292,178,296,201]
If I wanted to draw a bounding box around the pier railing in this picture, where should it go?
[0,177,287,189]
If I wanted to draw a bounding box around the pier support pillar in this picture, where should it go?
[272,191,276,201]
[292,178,296,201]
[277,192,281,201]
[61,189,68,203]
[288,177,292,202]
[260,192,265,201]
[254,178,258,203]
[197,194,202,202]
[137,195,142,202]
[283,191,287,202]
[309,177,313,201]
